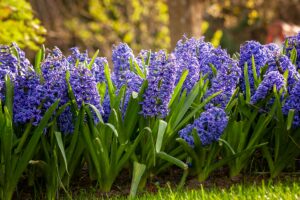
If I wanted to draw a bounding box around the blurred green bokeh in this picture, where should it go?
[0,0,45,50]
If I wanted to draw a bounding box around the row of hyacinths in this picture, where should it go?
[1,32,300,148]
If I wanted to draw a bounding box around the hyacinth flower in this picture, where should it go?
[141,51,178,118]
[250,71,285,104]
[203,47,241,108]
[179,107,228,147]
[0,43,33,100]
[174,36,213,92]
[13,72,44,126]
[177,107,231,181]
[266,54,300,93]
[112,43,135,77]
[283,80,300,127]
[173,37,203,92]
[284,32,300,70]
[68,47,108,83]
[40,48,72,132]
[111,43,146,117]
[68,66,104,118]
[239,41,279,94]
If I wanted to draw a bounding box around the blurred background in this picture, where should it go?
[1,0,300,59]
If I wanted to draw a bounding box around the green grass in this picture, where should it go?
[71,179,300,200]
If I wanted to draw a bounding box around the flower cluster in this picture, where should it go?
[283,80,300,127]
[179,107,228,147]
[203,48,241,108]
[8,45,106,134]
[13,72,43,126]
[112,43,144,115]
[0,44,33,100]
[266,55,300,93]
[174,37,202,92]
[173,37,241,108]
[239,41,279,94]
[112,43,135,78]
[141,51,178,118]
[285,32,300,70]
[250,71,285,104]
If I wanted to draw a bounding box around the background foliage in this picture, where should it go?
[0,0,45,50]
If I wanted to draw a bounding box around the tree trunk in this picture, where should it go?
[167,0,204,48]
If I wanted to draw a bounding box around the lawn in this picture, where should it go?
[71,177,300,200]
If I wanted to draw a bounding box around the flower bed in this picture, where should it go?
[0,33,300,199]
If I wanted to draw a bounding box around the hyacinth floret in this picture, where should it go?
[13,72,43,126]
[239,41,275,94]
[199,47,231,78]
[173,36,216,92]
[112,43,135,77]
[285,32,300,70]
[41,48,69,108]
[250,71,285,104]
[0,43,33,100]
[68,47,108,83]
[206,57,241,108]
[283,80,300,127]
[266,54,300,93]
[142,51,178,118]
[115,70,143,115]
[179,107,228,147]
[174,36,201,92]
[69,66,103,116]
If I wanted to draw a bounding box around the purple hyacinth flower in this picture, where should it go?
[284,32,300,70]
[141,51,178,118]
[283,80,300,127]
[266,54,300,93]
[13,72,43,126]
[250,71,285,104]
[239,41,276,94]
[179,107,228,147]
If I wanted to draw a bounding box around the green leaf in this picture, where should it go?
[259,64,269,80]
[169,70,188,108]
[129,162,146,198]
[251,55,259,88]
[105,123,119,138]
[219,138,236,155]
[54,132,69,175]
[287,109,295,131]
[157,151,188,170]
[66,71,79,110]
[156,120,167,153]
[34,45,45,75]
[225,87,239,113]
[3,107,13,182]
[176,138,198,162]
[85,103,104,124]
[87,49,99,70]
[4,75,13,117]
[244,62,251,103]
[171,82,200,129]
[115,85,126,110]
[290,47,297,65]
[130,57,146,79]
[175,90,222,132]
[81,123,101,179]
[116,127,150,173]
[104,63,116,106]
[209,63,217,77]
[97,82,107,103]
